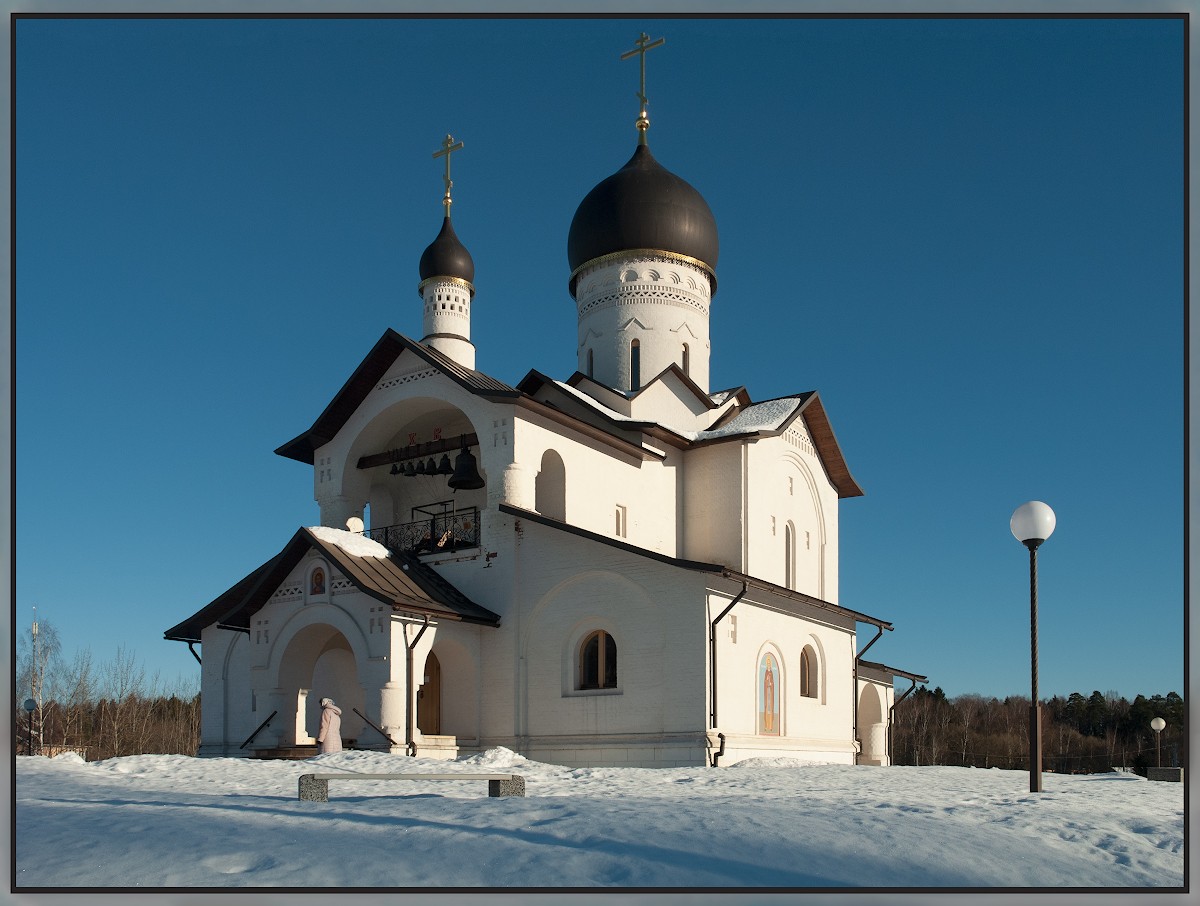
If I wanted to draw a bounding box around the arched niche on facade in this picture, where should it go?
[755,642,786,737]
[780,451,827,598]
[535,449,566,522]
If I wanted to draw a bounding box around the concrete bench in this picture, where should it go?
[298,772,525,802]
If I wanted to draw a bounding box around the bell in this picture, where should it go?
[437,453,453,475]
[447,444,485,490]
[415,459,426,475]
[404,461,417,477]
[425,457,438,474]
[389,462,401,476]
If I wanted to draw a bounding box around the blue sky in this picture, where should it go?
[12,14,1185,702]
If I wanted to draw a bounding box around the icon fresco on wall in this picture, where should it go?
[759,652,780,735]
[311,568,325,596]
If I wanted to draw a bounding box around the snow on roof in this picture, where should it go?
[551,380,643,423]
[307,526,392,559]
[552,380,805,443]
[692,396,803,441]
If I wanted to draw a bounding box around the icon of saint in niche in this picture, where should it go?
[311,568,325,595]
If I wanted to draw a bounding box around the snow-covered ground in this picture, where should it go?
[13,748,1186,891]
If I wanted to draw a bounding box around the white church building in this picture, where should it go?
[165,36,925,768]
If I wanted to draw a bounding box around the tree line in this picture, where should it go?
[892,686,1186,776]
[14,619,200,761]
[16,619,1185,770]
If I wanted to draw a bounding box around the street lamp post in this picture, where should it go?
[1150,717,1166,768]
[1011,500,1056,794]
[22,699,36,757]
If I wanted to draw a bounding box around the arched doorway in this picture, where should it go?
[277,623,365,747]
[417,651,441,735]
[858,684,886,766]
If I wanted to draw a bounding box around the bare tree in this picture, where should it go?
[953,694,984,767]
[100,644,146,758]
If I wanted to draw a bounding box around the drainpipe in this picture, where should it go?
[888,677,920,766]
[186,642,201,666]
[852,623,885,765]
[709,580,747,767]
[403,615,430,756]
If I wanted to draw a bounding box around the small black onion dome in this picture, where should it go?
[568,143,718,292]
[419,215,475,285]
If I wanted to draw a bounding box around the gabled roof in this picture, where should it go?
[693,391,865,498]
[275,330,520,465]
[163,527,500,643]
[518,370,657,431]
[709,386,752,408]
[628,363,720,410]
[498,503,893,631]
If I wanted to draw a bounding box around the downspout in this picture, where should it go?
[852,623,885,765]
[888,677,920,766]
[709,580,747,767]
[404,615,431,756]
[187,642,201,666]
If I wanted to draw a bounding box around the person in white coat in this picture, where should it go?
[317,697,342,754]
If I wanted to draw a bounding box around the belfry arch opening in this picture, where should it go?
[350,398,486,555]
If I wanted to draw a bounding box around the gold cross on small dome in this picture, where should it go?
[432,134,464,212]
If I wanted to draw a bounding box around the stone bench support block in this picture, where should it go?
[488,776,525,797]
[299,774,330,801]
[298,772,525,801]
[1147,767,1183,782]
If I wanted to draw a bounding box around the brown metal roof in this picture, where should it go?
[163,527,500,644]
[794,393,865,499]
[275,330,520,465]
[858,658,928,684]
[497,503,893,630]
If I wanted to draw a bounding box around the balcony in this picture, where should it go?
[368,501,480,556]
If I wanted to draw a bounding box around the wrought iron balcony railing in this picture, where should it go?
[368,506,480,556]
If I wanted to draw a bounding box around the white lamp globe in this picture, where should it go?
[1011,501,1056,545]
[1151,717,1166,732]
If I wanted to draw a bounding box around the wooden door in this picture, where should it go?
[417,652,441,735]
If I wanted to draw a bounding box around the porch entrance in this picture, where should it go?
[417,651,442,735]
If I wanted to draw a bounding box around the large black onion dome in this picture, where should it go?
[419,216,475,286]
[568,143,718,289]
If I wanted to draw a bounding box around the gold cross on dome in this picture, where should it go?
[432,134,464,212]
[620,32,665,142]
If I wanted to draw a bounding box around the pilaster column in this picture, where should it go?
[498,462,534,511]
[319,496,364,530]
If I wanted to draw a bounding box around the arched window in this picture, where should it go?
[784,522,796,590]
[801,646,818,698]
[681,343,690,376]
[630,339,641,391]
[578,630,617,690]
[758,652,781,735]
